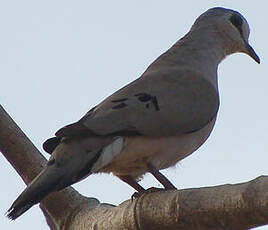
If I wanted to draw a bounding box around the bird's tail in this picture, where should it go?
[6,165,64,220]
[7,135,118,220]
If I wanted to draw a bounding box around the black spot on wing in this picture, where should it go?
[111,98,128,103]
[112,102,128,109]
[135,93,160,111]
[135,93,152,102]
[151,96,160,111]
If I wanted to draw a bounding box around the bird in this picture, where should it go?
[7,7,260,220]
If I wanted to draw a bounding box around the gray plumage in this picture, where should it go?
[7,7,260,220]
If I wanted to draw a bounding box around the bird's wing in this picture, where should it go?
[55,67,219,139]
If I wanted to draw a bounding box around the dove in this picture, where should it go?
[7,7,260,220]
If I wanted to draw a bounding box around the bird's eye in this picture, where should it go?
[229,14,243,34]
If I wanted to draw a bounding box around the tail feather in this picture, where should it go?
[7,135,116,220]
[43,137,61,154]
[6,167,62,220]
[7,200,34,220]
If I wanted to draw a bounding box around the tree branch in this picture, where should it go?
[0,104,103,229]
[1,104,267,230]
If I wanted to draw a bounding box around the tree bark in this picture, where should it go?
[1,104,267,230]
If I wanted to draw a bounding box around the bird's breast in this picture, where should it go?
[100,117,216,179]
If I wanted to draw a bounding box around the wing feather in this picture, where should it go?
[55,68,219,138]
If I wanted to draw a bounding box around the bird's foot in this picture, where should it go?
[147,163,177,190]
[131,187,172,200]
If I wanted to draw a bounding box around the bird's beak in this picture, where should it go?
[244,42,260,64]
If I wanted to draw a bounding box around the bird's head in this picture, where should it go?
[191,7,260,64]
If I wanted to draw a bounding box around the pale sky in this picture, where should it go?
[0,1,267,229]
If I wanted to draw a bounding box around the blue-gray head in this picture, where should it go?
[191,7,260,63]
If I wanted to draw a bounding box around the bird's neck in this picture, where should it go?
[144,28,231,89]
[175,27,229,63]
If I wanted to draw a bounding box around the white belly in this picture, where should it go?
[98,118,216,178]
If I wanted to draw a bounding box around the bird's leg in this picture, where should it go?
[147,163,177,190]
[117,175,145,193]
